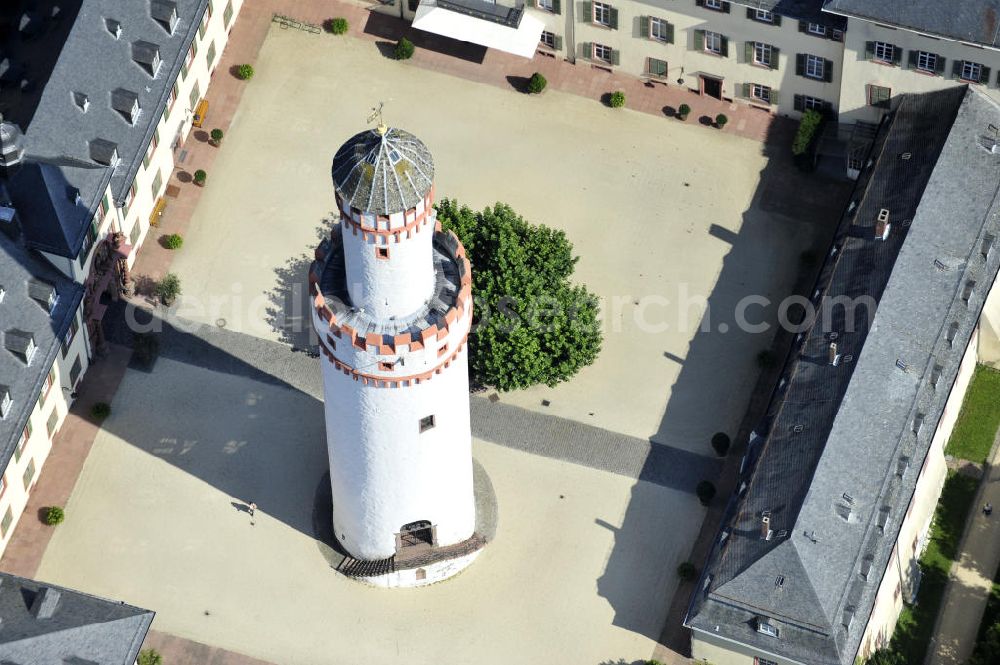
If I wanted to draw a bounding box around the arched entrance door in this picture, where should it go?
[398,520,434,550]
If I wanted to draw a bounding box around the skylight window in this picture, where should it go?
[756,618,779,638]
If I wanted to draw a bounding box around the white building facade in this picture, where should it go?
[310,126,481,586]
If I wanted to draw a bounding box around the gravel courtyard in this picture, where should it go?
[168,26,830,449]
[35,327,705,665]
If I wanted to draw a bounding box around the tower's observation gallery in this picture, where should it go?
[310,126,483,586]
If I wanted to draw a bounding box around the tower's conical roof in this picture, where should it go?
[331,127,434,215]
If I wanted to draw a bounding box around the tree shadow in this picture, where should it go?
[697,115,713,126]
[505,75,532,93]
[264,219,332,349]
[193,130,209,142]
[662,105,676,117]
[176,171,192,184]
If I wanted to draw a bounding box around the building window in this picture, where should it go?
[915,51,938,73]
[376,246,390,259]
[755,659,778,665]
[540,30,556,49]
[207,40,217,68]
[647,57,668,78]
[961,60,985,83]
[704,30,723,55]
[873,41,895,63]
[189,81,201,114]
[378,361,394,371]
[592,42,613,63]
[751,84,771,104]
[22,458,35,490]
[795,95,829,113]
[223,0,234,28]
[807,22,826,36]
[46,409,58,437]
[129,218,142,246]
[69,356,82,386]
[592,2,611,27]
[753,42,773,67]
[61,311,79,357]
[199,9,210,39]
[0,508,12,538]
[151,170,164,200]
[704,0,725,10]
[14,422,30,462]
[805,54,825,79]
[649,17,670,42]
[756,619,779,637]
[537,0,554,10]
[868,84,891,109]
[754,8,773,22]
[419,415,436,433]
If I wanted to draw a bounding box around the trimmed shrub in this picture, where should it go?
[527,72,547,94]
[711,432,731,457]
[236,63,254,80]
[164,234,184,250]
[394,37,415,60]
[696,480,716,506]
[137,650,164,665]
[609,91,626,108]
[676,562,697,581]
[193,169,207,186]
[157,273,182,305]
[792,109,824,156]
[324,17,349,34]
[210,128,224,145]
[44,506,65,526]
[677,103,691,119]
[91,402,111,420]
[715,113,728,128]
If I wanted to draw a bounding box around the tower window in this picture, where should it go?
[419,415,436,433]
[376,246,390,259]
[378,361,394,371]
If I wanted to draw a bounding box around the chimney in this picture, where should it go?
[875,208,891,240]
[760,511,773,540]
[829,342,841,366]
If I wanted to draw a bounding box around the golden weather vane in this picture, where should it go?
[367,102,387,135]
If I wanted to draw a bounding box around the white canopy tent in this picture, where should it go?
[412,0,545,59]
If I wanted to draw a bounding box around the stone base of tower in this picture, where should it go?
[329,459,497,588]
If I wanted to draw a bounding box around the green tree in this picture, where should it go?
[970,623,1000,665]
[436,200,601,391]
[137,649,163,665]
[864,648,905,665]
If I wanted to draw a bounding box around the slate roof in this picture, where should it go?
[823,0,1000,47]
[686,86,1000,665]
[17,0,209,257]
[331,127,435,215]
[0,572,153,664]
[0,229,84,485]
[736,0,846,28]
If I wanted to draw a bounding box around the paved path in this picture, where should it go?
[928,432,1000,665]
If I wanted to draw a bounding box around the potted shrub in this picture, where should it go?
[609,91,626,108]
[236,63,254,80]
[715,113,728,129]
[527,72,547,94]
[157,273,181,306]
[193,169,207,187]
[792,109,824,171]
[137,650,163,665]
[711,432,731,457]
[324,17,349,34]
[44,506,65,526]
[91,402,111,420]
[696,480,716,506]
[164,233,184,250]
[676,561,697,581]
[209,128,224,146]
[394,37,415,60]
[677,103,691,121]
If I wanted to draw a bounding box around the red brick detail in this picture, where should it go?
[318,337,469,388]
[393,333,412,347]
[420,326,438,343]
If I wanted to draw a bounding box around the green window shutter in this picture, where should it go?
[796,53,805,76]
[865,41,875,60]
[952,59,963,79]
[720,35,729,57]
[741,82,750,98]
[744,41,753,63]
[553,0,561,13]
[180,61,189,79]
[770,90,779,105]
[582,1,591,22]
[891,46,901,65]
[553,34,563,50]
[722,1,730,13]
[142,151,150,169]
[746,6,754,19]
[582,42,592,59]
[771,46,780,70]
[610,7,618,29]
[695,0,704,5]
[982,66,992,84]
[935,55,946,76]
[773,14,782,26]
[694,29,704,51]
[611,49,620,66]
[665,23,674,44]
[799,20,808,33]
[794,94,804,112]
[907,50,917,69]
[824,59,833,82]
[639,15,649,38]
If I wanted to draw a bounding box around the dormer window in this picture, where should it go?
[4,330,37,366]
[111,88,141,125]
[105,18,122,39]
[151,1,179,34]
[72,91,89,113]
[27,279,58,312]
[756,618,779,638]
[89,138,119,166]
[0,387,11,419]
[132,40,162,77]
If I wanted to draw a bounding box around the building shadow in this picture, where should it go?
[362,10,487,64]
[264,219,331,349]
[595,117,855,650]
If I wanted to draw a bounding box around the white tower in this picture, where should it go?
[310,125,481,586]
